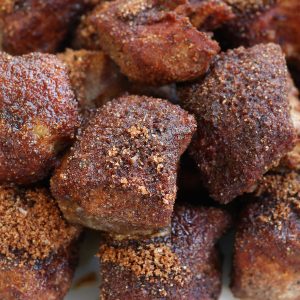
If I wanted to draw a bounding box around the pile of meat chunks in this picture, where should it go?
[0,0,300,299]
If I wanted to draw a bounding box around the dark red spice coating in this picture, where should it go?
[75,0,220,85]
[0,0,89,55]
[51,95,196,235]
[232,172,300,300]
[98,204,231,300]
[0,52,79,185]
[179,43,296,204]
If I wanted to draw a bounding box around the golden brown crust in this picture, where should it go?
[0,52,79,185]
[99,204,231,299]
[232,172,300,300]
[75,0,220,85]
[57,49,127,110]
[0,0,89,55]
[51,95,196,235]
[179,43,295,203]
[0,185,81,300]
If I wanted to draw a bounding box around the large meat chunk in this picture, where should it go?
[98,203,231,299]
[75,0,220,85]
[0,185,81,300]
[51,95,196,235]
[232,172,300,300]
[179,43,295,203]
[0,52,79,185]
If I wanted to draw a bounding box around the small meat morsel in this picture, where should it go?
[98,203,231,300]
[220,0,300,67]
[57,49,127,110]
[0,185,81,300]
[75,0,220,85]
[51,95,197,235]
[232,172,300,300]
[179,43,296,204]
[0,52,79,185]
[0,0,89,55]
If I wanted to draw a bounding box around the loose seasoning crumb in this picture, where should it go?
[0,185,79,264]
[255,172,300,228]
[99,243,190,286]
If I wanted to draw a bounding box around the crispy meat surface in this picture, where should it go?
[179,43,296,204]
[98,203,231,299]
[221,0,300,66]
[51,95,196,235]
[277,76,300,172]
[57,49,127,110]
[75,0,220,85]
[0,52,79,185]
[232,172,300,300]
[0,185,81,300]
[0,0,89,55]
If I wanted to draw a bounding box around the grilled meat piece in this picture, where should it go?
[51,95,196,235]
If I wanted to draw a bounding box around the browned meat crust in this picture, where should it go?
[98,204,231,299]
[179,43,296,204]
[232,172,300,300]
[221,0,300,67]
[51,95,196,235]
[0,0,90,55]
[0,185,81,300]
[277,76,300,171]
[74,0,220,85]
[57,49,127,110]
[0,52,79,185]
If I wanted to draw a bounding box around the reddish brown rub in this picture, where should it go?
[0,0,90,55]
[51,95,196,235]
[98,203,231,299]
[221,0,300,67]
[179,43,296,204]
[75,0,220,85]
[57,49,127,110]
[0,185,81,300]
[232,172,300,300]
[0,52,79,185]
